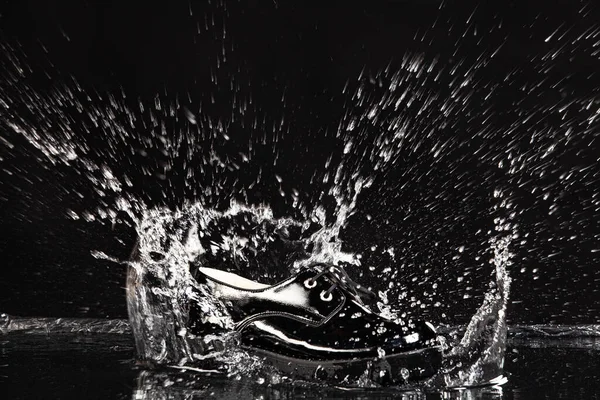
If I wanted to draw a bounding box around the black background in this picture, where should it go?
[0,0,599,324]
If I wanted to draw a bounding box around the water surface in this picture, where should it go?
[2,319,599,399]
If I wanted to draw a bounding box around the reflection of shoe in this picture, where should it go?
[189,263,442,385]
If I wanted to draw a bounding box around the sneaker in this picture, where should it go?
[189,263,442,385]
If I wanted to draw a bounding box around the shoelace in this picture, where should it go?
[303,262,376,303]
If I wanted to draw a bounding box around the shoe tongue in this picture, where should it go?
[295,264,317,277]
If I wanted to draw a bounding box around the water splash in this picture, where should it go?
[0,44,518,388]
[440,189,515,386]
[3,2,599,390]
[122,182,516,387]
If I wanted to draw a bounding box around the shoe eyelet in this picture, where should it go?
[320,291,333,302]
[304,278,317,289]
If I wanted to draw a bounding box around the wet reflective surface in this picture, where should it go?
[2,323,599,399]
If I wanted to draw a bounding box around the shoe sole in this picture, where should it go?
[242,345,442,386]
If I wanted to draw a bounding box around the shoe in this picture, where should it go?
[188,262,442,385]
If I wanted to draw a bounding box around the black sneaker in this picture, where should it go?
[189,263,442,385]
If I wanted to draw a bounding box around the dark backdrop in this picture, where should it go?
[1,0,599,325]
